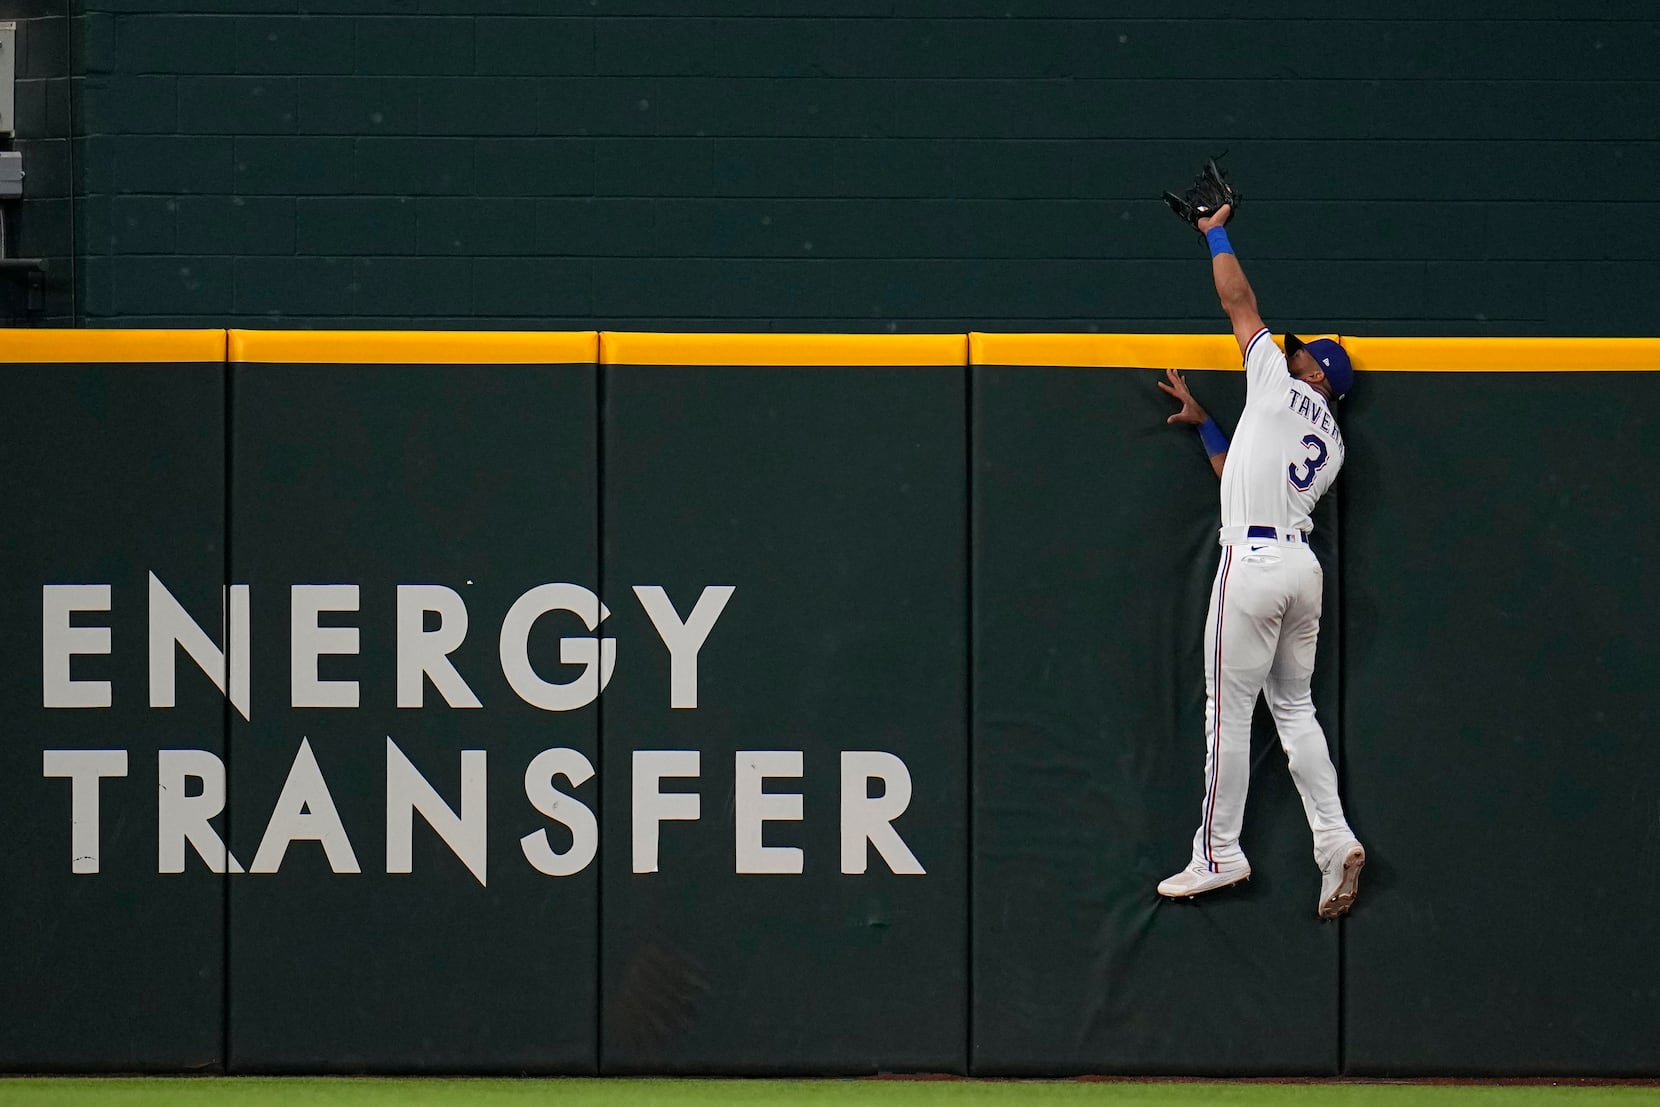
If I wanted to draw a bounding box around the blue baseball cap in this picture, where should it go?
[1285,334,1354,399]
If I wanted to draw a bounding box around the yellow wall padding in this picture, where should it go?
[970,332,1244,369]
[0,329,227,363]
[1341,337,1660,373]
[600,332,968,366]
[967,332,1356,369]
[228,330,599,365]
[6,330,1657,372]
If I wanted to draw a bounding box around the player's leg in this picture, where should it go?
[1264,671,1353,855]
[1196,549,1282,867]
[1265,551,1364,916]
[1263,556,1353,855]
[1160,547,1279,898]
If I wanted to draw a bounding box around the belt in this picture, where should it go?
[1219,524,1309,546]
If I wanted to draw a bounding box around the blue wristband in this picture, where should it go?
[1198,417,1229,457]
[1205,226,1234,257]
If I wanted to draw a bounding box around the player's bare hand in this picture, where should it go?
[1196,203,1232,233]
[1158,368,1209,425]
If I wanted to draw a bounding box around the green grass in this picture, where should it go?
[0,1079,1656,1107]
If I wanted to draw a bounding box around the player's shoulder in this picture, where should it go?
[1243,327,1277,365]
[1242,327,1288,405]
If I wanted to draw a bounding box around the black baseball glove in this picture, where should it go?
[1162,158,1242,231]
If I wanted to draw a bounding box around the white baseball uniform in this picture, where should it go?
[1189,327,1356,873]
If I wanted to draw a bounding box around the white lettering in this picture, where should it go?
[149,573,251,721]
[43,585,112,708]
[290,585,360,709]
[632,750,700,874]
[633,585,735,709]
[499,583,614,711]
[251,738,360,873]
[396,585,482,709]
[385,737,488,886]
[840,751,924,875]
[43,748,128,873]
[520,747,598,877]
[158,749,243,874]
[734,750,803,875]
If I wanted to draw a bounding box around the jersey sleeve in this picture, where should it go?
[1242,327,1288,402]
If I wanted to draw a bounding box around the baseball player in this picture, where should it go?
[1155,200,1366,919]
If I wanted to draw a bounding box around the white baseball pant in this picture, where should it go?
[1190,539,1355,871]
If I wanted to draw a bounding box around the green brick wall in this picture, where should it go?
[44,3,1660,332]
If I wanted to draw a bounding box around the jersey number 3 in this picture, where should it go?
[1288,434,1330,491]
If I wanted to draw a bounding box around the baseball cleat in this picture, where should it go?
[1158,860,1251,900]
[1317,841,1366,919]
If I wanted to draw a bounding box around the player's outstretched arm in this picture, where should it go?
[1197,205,1266,356]
[1158,368,1226,480]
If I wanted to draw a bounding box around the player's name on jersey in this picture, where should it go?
[39,574,735,717]
[38,742,926,884]
[1285,386,1345,445]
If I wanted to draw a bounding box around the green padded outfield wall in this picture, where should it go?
[1334,338,1660,1077]
[0,331,228,1070]
[597,333,968,1074]
[2,329,1658,1077]
[968,334,1342,1075]
[223,330,601,1073]
[27,4,1658,335]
